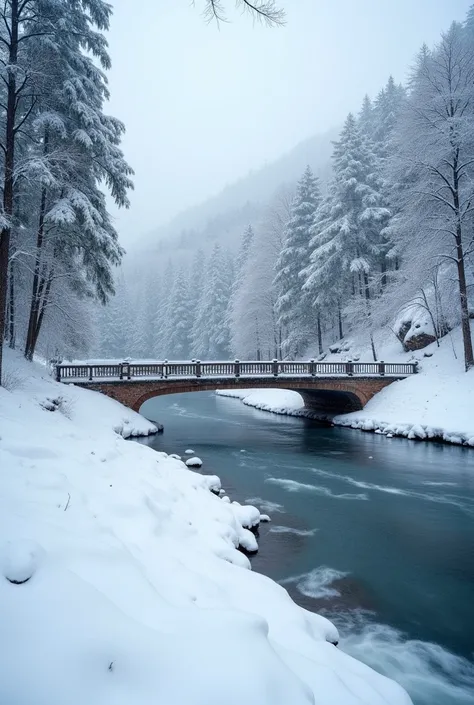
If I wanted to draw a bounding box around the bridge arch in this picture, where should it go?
[80,377,386,415]
[134,383,365,415]
[298,388,364,415]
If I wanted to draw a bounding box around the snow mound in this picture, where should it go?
[238,529,259,553]
[217,388,311,418]
[1,539,43,584]
[185,449,195,454]
[200,475,222,493]
[232,501,261,529]
[185,456,203,467]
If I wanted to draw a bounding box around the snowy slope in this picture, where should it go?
[217,323,474,446]
[0,349,411,705]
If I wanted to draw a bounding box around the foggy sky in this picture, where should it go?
[107,0,472,244]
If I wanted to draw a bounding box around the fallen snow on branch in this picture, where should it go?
[0,349,411,705]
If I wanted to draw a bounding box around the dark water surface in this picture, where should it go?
[139,392,474,705]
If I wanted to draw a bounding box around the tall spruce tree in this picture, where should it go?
[274,166,321,358]
[192,245,233,359]
[302,115,390,357]
[0,0,132,377]
[165,268,193,359]
[228,224,254,343]
[153,262,174,358]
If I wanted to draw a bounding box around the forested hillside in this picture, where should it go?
[95,4,474,372]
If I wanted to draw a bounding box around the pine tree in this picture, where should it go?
[192,245,233,359]
[302,115,390,357]
[165,268,193,359]
[372,76,406,159]
[97,273,132,359]
[274,166,321,358]
[301,191,344,345]
[358,94,375,135]
[465,3,474,36]
[0,0,132,375]
[129,285,149,359]
[228,224,254,344]
[153,262,174,358]
[186,249,205,357]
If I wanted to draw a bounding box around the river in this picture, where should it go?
[137,391,474,705]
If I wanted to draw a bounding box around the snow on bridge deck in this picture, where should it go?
[56,359,417,384]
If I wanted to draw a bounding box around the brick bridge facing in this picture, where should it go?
[79,376,397,415]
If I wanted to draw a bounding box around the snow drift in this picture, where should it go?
[0,350,411,705]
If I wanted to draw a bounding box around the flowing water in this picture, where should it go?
[138,392,474,704]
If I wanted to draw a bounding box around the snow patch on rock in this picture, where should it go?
[185,456,203,467]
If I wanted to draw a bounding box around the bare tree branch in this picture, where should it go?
[198,0,285,25]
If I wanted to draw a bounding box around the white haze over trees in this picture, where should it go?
[93,5,474,372]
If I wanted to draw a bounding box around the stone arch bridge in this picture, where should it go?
[56,359,416,415]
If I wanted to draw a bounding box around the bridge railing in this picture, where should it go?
[56,359,418,383]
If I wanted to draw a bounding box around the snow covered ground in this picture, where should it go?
[0,349,411,705]
[217,323,474,447]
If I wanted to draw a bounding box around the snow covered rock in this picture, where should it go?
[185,456,203,467]
[239,528,259,553]
[200,475,222,493]
[394,310,437,351]
[232,502,261,529]
[1,540,42,585]
[169,453,182,460]
[185,449,195,454]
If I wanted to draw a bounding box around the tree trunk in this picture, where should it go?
[363,272,377,360]
[337,302,344,339]
[25,182,48,360]
[317,312,323,355]
[455,237,473,370]
[370,333,377,362]
[453,152,474,371]
[30,266,54,357]
[8,256,16,348]
[0,0,19,383]
[381,256,387,290]
[255,316,261,361]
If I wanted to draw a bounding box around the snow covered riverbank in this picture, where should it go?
[217,324,474,447]
[0,350,411,705]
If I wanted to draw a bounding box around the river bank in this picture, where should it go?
[0,348,412,705]
[140,391,474,705]
[217,323,474,447]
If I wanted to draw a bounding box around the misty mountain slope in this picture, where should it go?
[139,128,337,253]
